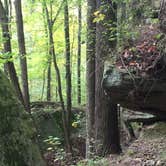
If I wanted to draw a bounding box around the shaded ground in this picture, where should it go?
[31,104,86,166]
[31,103,166,166]
[109,122,166,166]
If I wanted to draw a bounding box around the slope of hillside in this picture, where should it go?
[109,122,166,166]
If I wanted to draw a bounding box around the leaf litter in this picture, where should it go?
[116,24,164,78]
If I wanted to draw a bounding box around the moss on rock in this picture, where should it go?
[0,71,45,166]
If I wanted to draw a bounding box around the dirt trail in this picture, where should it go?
[109,122,166,166]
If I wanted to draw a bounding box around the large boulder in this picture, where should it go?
[103,66,166,118]
[0,70,45,166]
[103,26,166,118]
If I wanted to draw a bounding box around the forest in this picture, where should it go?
[0,0,166,165]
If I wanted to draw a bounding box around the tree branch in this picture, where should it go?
[51,1,64,25]
[42,0,51,27]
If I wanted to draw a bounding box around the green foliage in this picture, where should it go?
[43,135,66,161]
[21,0,87,105]
[0,0,87,105]
[72,112,82,128]
[44,136,61,151]
[0,0,160,106]
[93,11,105,23]
[76,157,110,166]
[32,109,64,150]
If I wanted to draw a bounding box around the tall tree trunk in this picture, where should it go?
[64,0,72,135]
[52,44,72,154]
[95,0,121,156]
[86,0,96,158]
[14,0,30,112]
[42,0,72,153]
[46,60,51,101]
[42,4,51,101]
[77,1,82,105]
[41,67,46,100]
[50,26,72,153]
[0,0,25,108]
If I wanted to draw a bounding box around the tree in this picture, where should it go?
[77,0,82,105]
[64,0,72,135]
[0,0,25,108]
[42,0,72,153]
[42,2,51,101]
[86,0,96,158]
[14,0,30,112]
[95,0,121,156]
[46,61,51,101]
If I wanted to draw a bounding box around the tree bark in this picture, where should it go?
[64,0,72,135]
[86,0,96,158]
[46,61,51,101]
[0,0,25,108]
[41,67,46,100]
[95,0,121,156]
[77,1,82,105]
[42,3,52,102]
[14,0,30,112]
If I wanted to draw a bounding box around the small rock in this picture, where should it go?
[122,157,142,166]
[156,160,166,166]
[156,160,161,166]
[144,160,155,166]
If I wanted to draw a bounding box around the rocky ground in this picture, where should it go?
[109,122,166,166]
